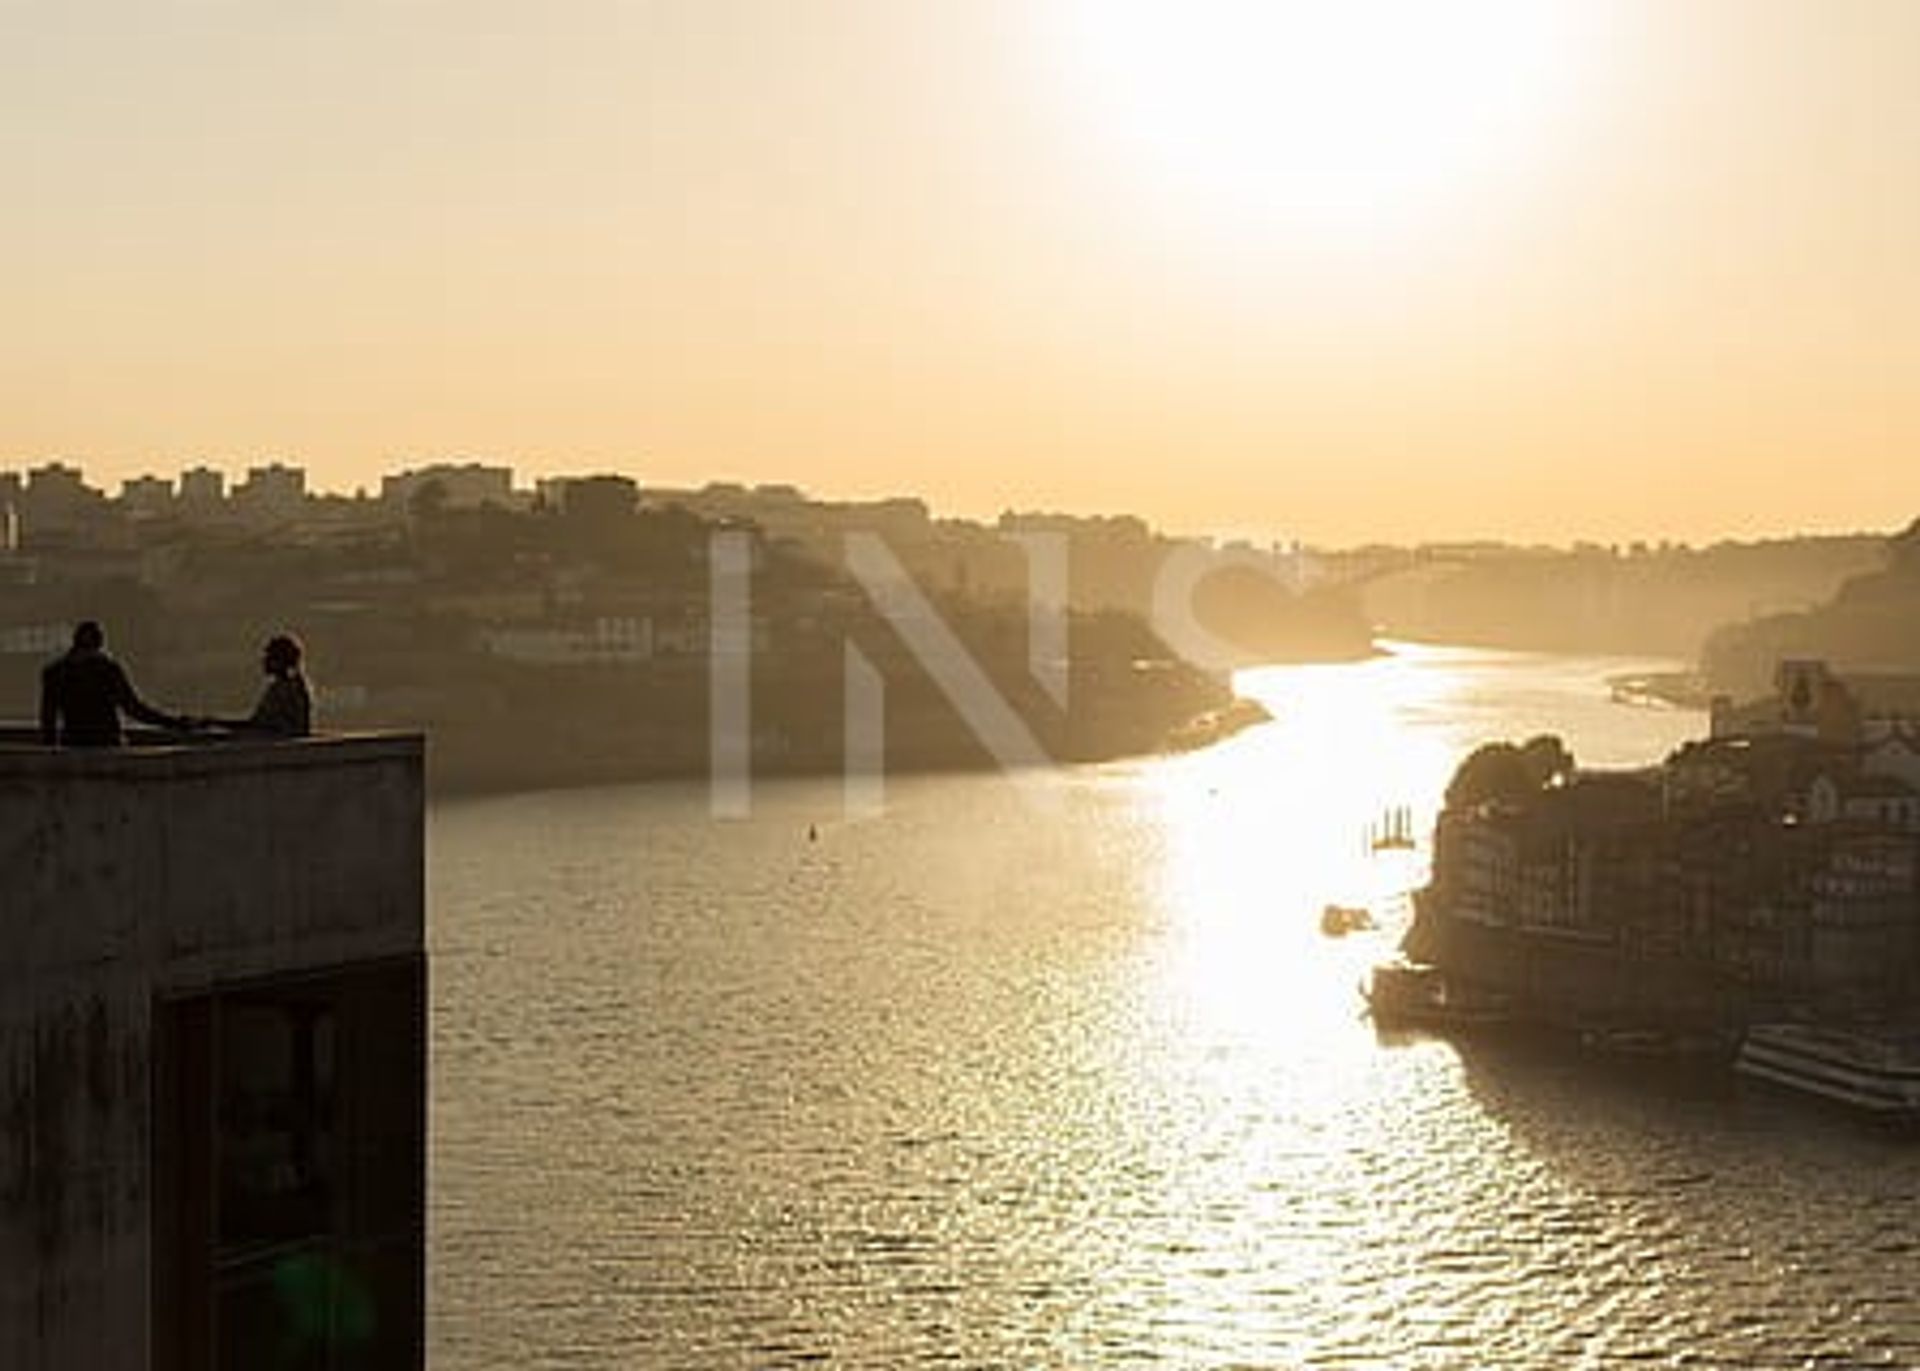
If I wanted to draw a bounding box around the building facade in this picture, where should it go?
[0,731,426,1369]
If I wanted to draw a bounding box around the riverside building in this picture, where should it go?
[1416,661,1920,1028]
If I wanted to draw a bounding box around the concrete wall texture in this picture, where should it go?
[0,735,424,1369]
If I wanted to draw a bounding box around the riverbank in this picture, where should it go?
[1607,668,1712,709]
[426,692,1274,797]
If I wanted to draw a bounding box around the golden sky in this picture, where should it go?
[5,1,1919,544]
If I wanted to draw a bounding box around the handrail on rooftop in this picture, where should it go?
[0,721,422,771]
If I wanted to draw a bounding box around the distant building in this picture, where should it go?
[1711,658,1920,747]
[480,616,654,664]
[0,473,20,554]
[19,461,107,538]
[25,461,95,501]
[177,465,227,516]
[0,622,64,655]
[830,497,933,546]
[538,474,639,522]
[231,462,308,527]
[119,474,175,517]
[1862,733,1920,793]
[1806,771,1920,831]
[382,462,518,512]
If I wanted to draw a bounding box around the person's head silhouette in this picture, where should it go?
[262,633,303,678]
[72,621,104,653]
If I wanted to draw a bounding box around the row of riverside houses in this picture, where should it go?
[1411,659,1920,1030]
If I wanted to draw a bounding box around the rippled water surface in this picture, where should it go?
[429,646,1920,1367]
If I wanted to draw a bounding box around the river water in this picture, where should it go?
[427,645,1920,1368]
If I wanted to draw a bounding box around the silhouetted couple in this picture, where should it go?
[39,622,312,747]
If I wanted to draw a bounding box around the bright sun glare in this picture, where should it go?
[1053,0,1592,240]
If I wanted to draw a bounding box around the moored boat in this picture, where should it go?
[1368,804,1417,852]
[1735,1024,1920,1119]
[1364,960,1510,1029]
[1320,903,1375,937]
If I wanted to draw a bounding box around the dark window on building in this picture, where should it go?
[152,955,424,1370]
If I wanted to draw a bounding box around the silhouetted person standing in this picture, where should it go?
[210,633,312,738]
[39,621,187,746]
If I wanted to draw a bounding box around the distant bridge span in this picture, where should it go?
[1290,546,1488,593]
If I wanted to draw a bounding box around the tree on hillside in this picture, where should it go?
[1445,734,1575,809]
[1518,734,1575,788]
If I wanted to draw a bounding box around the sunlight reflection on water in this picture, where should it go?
[430,646,1920,1368]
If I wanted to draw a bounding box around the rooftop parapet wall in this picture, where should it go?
[0,731,424,994]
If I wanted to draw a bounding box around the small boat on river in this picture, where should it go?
[1363,961,1510,1030]
[1735,1024,1920,1120]
[1368,805,1416,853]
[1320,903,1375,937]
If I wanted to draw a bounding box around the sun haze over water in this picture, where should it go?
[7,1,1920,542]
[429,651,1920,1366]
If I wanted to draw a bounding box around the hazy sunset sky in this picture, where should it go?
[5,1,1919,544]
